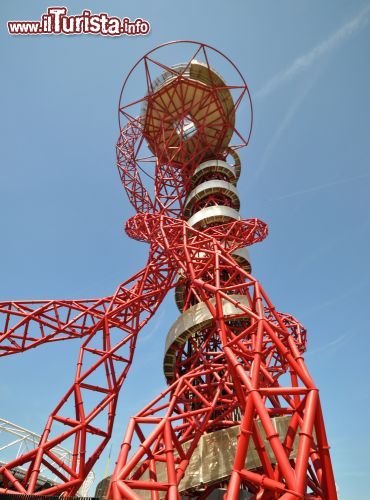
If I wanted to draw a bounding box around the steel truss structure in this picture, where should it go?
[0,419,94,496]
[0,41,336,499]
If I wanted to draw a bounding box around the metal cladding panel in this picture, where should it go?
[180,416,298,491]
[163,294,252,378]
[174,247,252,312]
[184,180,240,218]
[205,489,252,500]
[141,60,236,163]
[164,294,250,355]
[192,159,238,186]
[232,247,252,273]
[95,417,297,498]
[187,205,241,229]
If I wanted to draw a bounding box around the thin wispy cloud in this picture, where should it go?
[274,172,370,201]
[294,218,370,273]
[306,320,370,358]
[256,4,370,100]
[304,279,370,316]
[140,308,166,344]
[306,331,354,356]
[248,5,370,189]
[249,72,320,185]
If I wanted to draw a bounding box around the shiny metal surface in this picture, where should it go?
[187,205,241,229]
[184,180,240,218]
[178,417,298,492]
[174,248,252,312]
[232,247,252,273]
[164,294,250,379]
[100,416,296,499]
[192,159,237,186]
[142,60,236,161]
[146,61,228,95]
[225,147,241,180]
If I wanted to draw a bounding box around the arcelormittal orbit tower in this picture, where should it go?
[0,42,337,499]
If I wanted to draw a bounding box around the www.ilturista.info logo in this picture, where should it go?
[7,7,151,36]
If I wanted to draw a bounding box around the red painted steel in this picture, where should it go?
[0,41,336,498]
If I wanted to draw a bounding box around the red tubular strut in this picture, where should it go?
[0,41,336,499]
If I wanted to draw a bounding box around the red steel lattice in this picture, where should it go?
[0,41,336,499]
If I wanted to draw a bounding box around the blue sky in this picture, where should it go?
[1,1,369,498]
